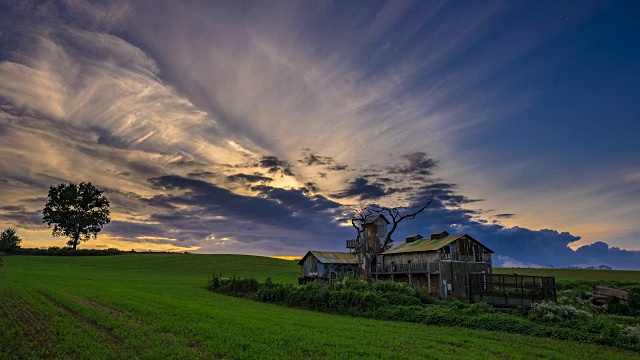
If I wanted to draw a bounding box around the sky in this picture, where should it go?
[0,0,638,269]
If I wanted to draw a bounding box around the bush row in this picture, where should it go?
[206,276,640,350]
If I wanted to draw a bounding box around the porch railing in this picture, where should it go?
[440,253,491,262]
[372,262,439,274]
[345,239,379,251]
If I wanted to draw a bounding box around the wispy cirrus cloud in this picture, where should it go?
[0,1,637,269]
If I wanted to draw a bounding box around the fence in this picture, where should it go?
[372,262,440,274]
[469,273,556,307]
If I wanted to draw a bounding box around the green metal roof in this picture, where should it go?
[298,251,357,265]
[382,233,494,254]
[382,234,464,254]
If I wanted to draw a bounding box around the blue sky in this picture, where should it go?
[0,0,638,268]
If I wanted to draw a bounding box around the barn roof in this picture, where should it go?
[297,251,357,265]
[381,234,494,254]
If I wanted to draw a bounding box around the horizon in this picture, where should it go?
[0,1,638,269]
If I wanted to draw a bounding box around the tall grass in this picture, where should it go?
[1,255,639,359]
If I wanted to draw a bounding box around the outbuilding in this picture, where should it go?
[298,251,359,284]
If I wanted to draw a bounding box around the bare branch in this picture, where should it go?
[348,193,434,252]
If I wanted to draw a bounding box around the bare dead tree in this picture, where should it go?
[371,196,433,250]
[351,196,433,247]
[349,205,374,243]
[349,195,433,280]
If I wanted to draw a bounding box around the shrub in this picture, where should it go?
[450,300,466,310]
[380,293,422,307]
[463,302,493,315]
[624,286,640,315]
[332,277,370,292]
[371,281,416,296]
[530,301,590,323]
[607,296,630,316]
[622,324,640,345]
[513,305,529,316]
[207,276,259,295]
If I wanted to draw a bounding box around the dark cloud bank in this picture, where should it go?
[381,179,640,270]
[101,175,350,254]
[99,151,639,269]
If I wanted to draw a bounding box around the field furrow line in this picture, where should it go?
[0,288,56,358]
[37,291,125,347]
[72,295,208,354]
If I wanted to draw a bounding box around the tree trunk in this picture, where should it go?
[363,252,377,281]
[364,255,371,281]
[72,232,79,250]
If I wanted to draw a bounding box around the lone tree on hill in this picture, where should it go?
[42,182,110,250]
[0,228,22,254]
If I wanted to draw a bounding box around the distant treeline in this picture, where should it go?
[6,247,191,256]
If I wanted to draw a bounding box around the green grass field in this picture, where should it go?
[1,255,638,359]
[495,268,640,282]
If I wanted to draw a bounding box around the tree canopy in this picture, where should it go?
[42,182,110,250]
[0,228,22,253]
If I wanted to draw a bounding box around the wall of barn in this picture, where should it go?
[375,273,441,295]
[324,264,359,278]
[441,261,492,297]
[301,255,319,277]
[381,252,439,265]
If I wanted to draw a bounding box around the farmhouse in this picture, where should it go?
[376,231,493,297]
[299,214,495,298]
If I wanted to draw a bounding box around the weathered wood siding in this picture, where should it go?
[377,236,493,297]
[301,254,319,277]
[300,253,359,283]
[375,273,441,294]
[382,252,439,266]
[441,261,492,297]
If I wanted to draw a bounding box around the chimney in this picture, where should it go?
[430,231,450,240]
[405,234,423,243]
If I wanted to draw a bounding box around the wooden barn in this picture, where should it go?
[298,251,359,284]
[299,210,495,298]
[375,231,494,297]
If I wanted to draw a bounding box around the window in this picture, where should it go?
[330,271,338,282]
[441,246,451,260]
[346,271,354,278]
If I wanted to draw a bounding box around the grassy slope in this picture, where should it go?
[0,255,637,359]
[495,268,640,282]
